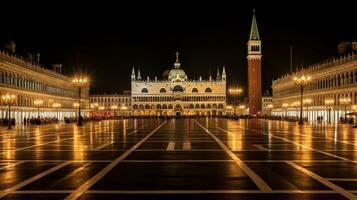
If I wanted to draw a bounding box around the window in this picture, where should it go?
[173,85,184,92]
[205,87,212,93]
[141,88,148,93]
[192,88,198,93]
[160,88,166,93]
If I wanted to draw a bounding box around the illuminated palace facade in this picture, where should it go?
[272,51,357,123]
[0,49,89,122]
[131,53,226,116]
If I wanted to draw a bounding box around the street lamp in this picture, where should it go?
[111,105,118,119]
[1,94,16,129]
[303,98,312,122]
[34,100,43,118]
[228,88,242,117]
[282,103,289,118]
[339,97,351,124]
[267,104,273,116]
[120,105,128,118]
[294,75,311,125]
[325,99,334,124]
[53,103,61,121]
[72,76,88,126]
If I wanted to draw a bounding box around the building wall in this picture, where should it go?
[248,57,262,115]
[131,79,226,116]
[272,52,357,123]
[262,96,272,115]
[89,94,131,117]
[0,50,89,122]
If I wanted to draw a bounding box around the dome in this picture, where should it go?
[168,68,186,81]
[167,51,187,81]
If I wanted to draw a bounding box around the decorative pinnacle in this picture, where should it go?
[174,51,181,68]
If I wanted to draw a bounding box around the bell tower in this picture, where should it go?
[247,9,262,115]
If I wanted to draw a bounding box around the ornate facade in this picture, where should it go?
[131,52,226,116]
[272,51,357,123]
[248,11,262,115]
[0,49,89,122]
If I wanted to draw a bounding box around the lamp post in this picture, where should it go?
[228,88,242,117]
[53,103,61,121]
[72,76,88,126]
[303,98,312,122]
[339,97,351,124]
[267,104,273,117]
[294,75,311,125]
[1,94,16,129]
[120,105,128,118]
[325,99,334,124]
[111,105,118,119]
[34,100,43,118]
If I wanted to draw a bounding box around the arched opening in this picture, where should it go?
[159,88,166,93]
[173,85,184,92]
[205,87,212,93]
[192,88,198,93]
[141,88,148,93]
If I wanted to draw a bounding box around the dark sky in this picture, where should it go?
[1,2,356,96]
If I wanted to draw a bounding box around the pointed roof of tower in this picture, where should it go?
[131,66,135,75]
[137,69,142,80]
[174,51,181,68]
[249,9,260,40]
[222,66,226,75]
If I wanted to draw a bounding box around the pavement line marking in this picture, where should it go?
[166,142,175,151]
[122,160,235,162]
[326,178,357,181]
[93,142,113,151]
[253,145,270,151]
[13,190,73,194]
[58,163,91,182]
[0,161,27,170]
[14,189,357,194]
[64,121,167,200]
[87,190,263,194]
[85,189,339,194]
[231,125,357,164]
[194,120,272,193]
[286,161,357,200]
[127,127,144,136]
[0,162,71,198]
[183,141,191,150]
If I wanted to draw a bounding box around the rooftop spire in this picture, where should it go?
[174,51,181,68]
[249,9,260,40]
[137,69,142,80]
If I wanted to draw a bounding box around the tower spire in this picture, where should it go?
[222,65,226,81]
[174,51,181,68]
[216,66,221,81]
[137,69,142,80]
[131,66,136,81]
[250,9,260,40]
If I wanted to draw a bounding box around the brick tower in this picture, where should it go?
[247,10,262,115]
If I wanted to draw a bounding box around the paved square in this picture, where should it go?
[0,118,357,199]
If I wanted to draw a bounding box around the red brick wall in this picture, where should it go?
[248,58,262,115]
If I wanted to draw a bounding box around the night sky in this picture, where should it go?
[1,2,356,97]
